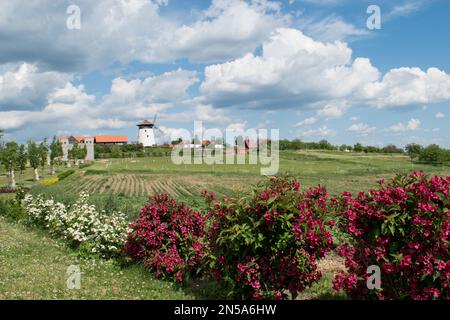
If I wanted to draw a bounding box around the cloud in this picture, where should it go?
[201,28,450,112]
[385,1,426,21]
[361,67,450,109]
[298,15,370,42]
[317,102,348,119]
[0,0,173,72]
[347,123,376,136]
[435,112,445,118]
[201,28,378,110]
[386,118,421,132]
[0,63,71,111]
[0,67,200,140]
[0,0,289,71]
[349,116,360,121]
[99,69,199,120]
[300,125,335,138]
[156,0,289,63]
[295,116,317,127]
[299,0,347,6]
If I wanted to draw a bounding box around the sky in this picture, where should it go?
[0,0,449,147]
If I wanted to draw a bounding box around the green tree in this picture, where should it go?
[69,143,86,166]
[1,141,19,188]
[382,144,403,154]
[27,140,41,181]
[49,136,63,175]
[39,142,48,170]
[17,144,27,175]
[419,144,442,163]
[405,143,423,160]
[353,143,364,153]
[76,144,87,163]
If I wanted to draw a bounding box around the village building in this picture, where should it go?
[58,135,129,161]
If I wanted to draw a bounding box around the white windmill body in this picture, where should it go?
[137,120,156,147]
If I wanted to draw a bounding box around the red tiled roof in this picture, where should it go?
[95,135,128,143]
[73,136,85,142]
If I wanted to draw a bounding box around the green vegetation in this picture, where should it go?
[0,217,193,299]
[1,140,449,300]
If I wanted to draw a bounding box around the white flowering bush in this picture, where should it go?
[23,192,131,258]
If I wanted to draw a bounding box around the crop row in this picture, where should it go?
[63,174,201,197]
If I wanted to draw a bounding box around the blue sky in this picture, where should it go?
[0,0,449,147]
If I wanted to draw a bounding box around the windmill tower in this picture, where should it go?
[137,115,157,147]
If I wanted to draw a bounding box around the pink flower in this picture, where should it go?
[193,242,203,252]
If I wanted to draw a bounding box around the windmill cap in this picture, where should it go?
[137,120,153,126]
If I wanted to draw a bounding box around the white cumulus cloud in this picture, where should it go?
[386,118,421,132]
[347,123,376,136]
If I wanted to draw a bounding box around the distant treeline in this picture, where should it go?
[279,139,450,163]
[405,143,450,163]
[94,144,171,159]
[279,139,405,153]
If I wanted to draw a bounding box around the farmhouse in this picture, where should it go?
[58,135,129,161]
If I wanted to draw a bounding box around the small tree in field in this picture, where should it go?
[28,141,41,181]
[67,143,77,167]
[419,144,443,163]
[405,143,423,160]
[76,144,87,164]
[39,142,48,172]
[69,143,86,166]
[49,136,63,175]
[1,141,19,188]
[17,144,27,175]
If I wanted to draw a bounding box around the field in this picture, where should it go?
[1,150,449,300]
[25,150,450,202]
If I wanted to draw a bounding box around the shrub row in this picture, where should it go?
[126,177,336,299]
[0,186,30,194]
[0,187,16,194]
[22,192,130,258]
[126,172,449,300]
[57,169,75,180]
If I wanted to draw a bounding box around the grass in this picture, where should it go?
[29,151,450,209]
[0,215,346,300]
[0,216,193,300]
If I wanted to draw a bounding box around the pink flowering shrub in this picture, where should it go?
[332,172,450,300]
[125,194,207,282]
[204,177,335,299]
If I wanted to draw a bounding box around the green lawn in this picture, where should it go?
[0,217,193,299]
[0,216,345,300]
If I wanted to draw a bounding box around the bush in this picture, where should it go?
[125,194,207,282]
[23,192,130,258]
[0,199,27,220]
[205,177,335,299]
[0,186,30,194]
[0,187,16,194]
[57,169,75,180]
[0,186,27,220]
[332,172,450,300]
[79,163,92,169]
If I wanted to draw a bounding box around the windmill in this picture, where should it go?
[137,114,164,147]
